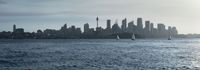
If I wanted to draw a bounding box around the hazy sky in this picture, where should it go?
[0,0,200,34]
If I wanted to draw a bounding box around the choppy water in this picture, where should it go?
[1,39,200,70]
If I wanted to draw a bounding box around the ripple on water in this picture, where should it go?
[0,39,200,70]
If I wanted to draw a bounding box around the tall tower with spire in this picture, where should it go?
[96,17,99,28]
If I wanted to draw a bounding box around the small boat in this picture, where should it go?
[168,35,172,40]
[131,33,135,40]
[116,35,120,40]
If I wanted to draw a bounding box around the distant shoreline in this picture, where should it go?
[0,37,199,40]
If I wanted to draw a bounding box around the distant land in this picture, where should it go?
[177,34,200,38]
[1,17,197,39]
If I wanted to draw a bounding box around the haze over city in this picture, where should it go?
[2,0,200,70]
[0,0,200,34]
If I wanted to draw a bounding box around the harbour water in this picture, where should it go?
[0,39,200,70]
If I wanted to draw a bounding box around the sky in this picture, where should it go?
[0,0,200,34]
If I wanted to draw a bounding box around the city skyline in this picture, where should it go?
[2,17,177,33]
[0,17,178,39]
[0,17,180,34]
[0,0,200,34]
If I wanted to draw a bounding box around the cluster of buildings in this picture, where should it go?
[83,17,178,38]
[0,17,178,39]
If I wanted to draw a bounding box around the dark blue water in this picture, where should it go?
[0,39,200,70]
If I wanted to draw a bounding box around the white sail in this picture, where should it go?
[168,35,172,40]
[131,33,135,40]
[116,35,120,40]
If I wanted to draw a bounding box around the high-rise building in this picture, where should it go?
[112,20,121,33]
[168,26,172,35]
[13,24,16,32]
[12,24,24,33]
[106,19,111,29]
[168,26,172,32]
[84,23,89,33]
[61,24,67,31]
[157,24,166,31]
[127,21,134,33]
[71,25,76,31]
[145,21,151,31]
[76,28,82,34]
[137,18,143,29]
[150,23,154,31]
[15,28,24,33]
[121,18,127,32]
[128,21,134,29]
[172,27,178,35]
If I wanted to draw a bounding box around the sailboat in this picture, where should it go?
[131,33,135,40]
[116,35,120,40]
[168,35,172,40]
[168,32,172,40]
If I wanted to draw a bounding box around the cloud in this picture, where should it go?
[0,12,60,16]
[0,0,6,4]
[0,0,199,33]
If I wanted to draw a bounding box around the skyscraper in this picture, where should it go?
[13,24,16,32]
[150,23,154,31]
[71,25,76,31]
[172,27,178,35]
[61,24,67,31]
[137,18,143,29]
[127,21,134,33]
[145,21,151,31]
[106,19,111,29]
[121,18,127,32]
[168,26,172,36]
[112,20,121,33]
[128,21,134,29]
[168,26,172,32]
[157,24,166,31]
[84,23,89,33]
